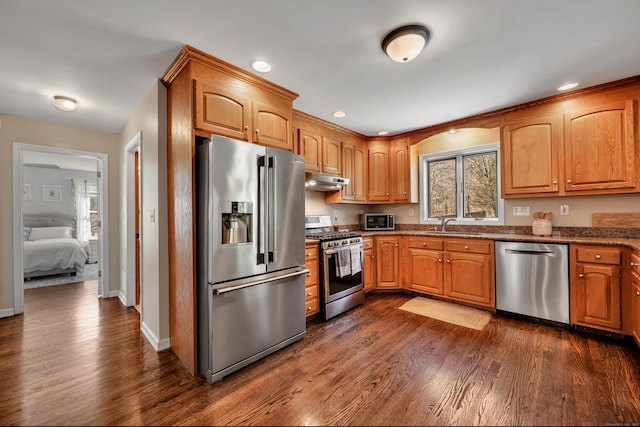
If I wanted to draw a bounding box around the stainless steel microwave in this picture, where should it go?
[360,213,394,230]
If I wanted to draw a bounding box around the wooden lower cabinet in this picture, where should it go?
[402,236,495,309]
[630,252,640,345]
[375,236,400,289]
[304,242,320,317]
[362,237,376,292]
[570,244,622,332]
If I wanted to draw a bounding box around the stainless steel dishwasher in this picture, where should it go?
[495,241,569,324]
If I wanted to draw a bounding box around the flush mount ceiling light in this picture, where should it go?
[382,24,430,63]
[52,95,78,112]
[557,82,579,91]
[250,60,272,73]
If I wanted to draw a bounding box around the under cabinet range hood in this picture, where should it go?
[305,172,349,192]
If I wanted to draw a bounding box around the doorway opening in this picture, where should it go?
[12,142,110,315]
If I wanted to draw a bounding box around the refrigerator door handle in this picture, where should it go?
[267,155,277,264]
[257,155,267,265]
[213,268,309,295]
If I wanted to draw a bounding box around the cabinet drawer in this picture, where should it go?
[305,285,318,301]
[575,246,621,265]
[305,259,318,287]
[406,236,443,250]
[362,237,374,250]
[445,239,491,254]
[305,298,319,316]
[305,244,318,260]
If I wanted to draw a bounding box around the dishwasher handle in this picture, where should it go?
[505,249,557,256]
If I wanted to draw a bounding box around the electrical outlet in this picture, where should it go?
[560,204,569,215]
[513,206,530,216]
[408,209,414,217]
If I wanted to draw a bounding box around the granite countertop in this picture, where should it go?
[356,229,640,251]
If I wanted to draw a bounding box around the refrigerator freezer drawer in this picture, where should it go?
[203,270,306,384]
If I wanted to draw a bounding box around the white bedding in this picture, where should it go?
[23,237,87,274]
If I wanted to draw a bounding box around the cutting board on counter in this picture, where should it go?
[592,213,640,227]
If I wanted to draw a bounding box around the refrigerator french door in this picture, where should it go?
[196,135,307,384]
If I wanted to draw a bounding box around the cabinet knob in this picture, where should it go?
[244,125,249,131]
[404,192,407,195]
[446,259,451,263]
[438,258,442,263]
[579,273,584,278]
[636,291,640,297]
[387,193,389,196]
[307,292,312,297]
[395,244,398,247]
[307,306,312,311]
[595,255,601,259]
[553,180,558,185]
[422,242,426,246]
[306,253,311,257]
[255,129,260,134]
[631,262,638,268]
[307,273,311,277]
[464,246,469,250]
[567,179,572,184]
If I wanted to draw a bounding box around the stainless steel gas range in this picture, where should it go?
[305,215,365,320]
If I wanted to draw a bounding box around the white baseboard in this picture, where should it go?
[141,320,171,352]
[117,289,127,306]
[0,307,15,318]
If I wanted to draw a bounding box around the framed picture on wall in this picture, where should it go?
[43,184,61,201]
[22,184,31,201]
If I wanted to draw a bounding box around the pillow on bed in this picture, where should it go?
[27,226,73,241]
[23,227,31,241]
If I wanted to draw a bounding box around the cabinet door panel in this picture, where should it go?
[391,139,410,202]
[253,101,292,150]
[564,100,636,191]
[368,142,390,202]
[577,264,621,330]
[341,143,355,200]
[354,143,367,201]
[445,252,492,306]
[322,137,341,175]
[299,130,322,172]
[408,249,443,294]
[502,116,561,195]
[376,237,399,288]
[632,273,640,346]
[195,81,249,140]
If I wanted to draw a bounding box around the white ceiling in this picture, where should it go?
[2,0,640,137]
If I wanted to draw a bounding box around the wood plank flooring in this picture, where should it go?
[1,281,640,425]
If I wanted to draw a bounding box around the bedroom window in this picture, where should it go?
[419,143,503,225]
[88,182,98,237]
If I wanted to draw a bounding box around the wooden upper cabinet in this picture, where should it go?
[368,139,390,202]
[502,115,562,197]
[194,80,250,141]
[341,142,355,201]
[353,141,367,202]
[564,100,636,192]
[322,136,341,175]
[390,138,410,202]
[299,129,322,172]
[252,101,293,151]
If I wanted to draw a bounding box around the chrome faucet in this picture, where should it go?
[440,217,454,232]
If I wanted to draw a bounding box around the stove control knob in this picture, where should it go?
[327,242,333,248]
[342,240,348,245]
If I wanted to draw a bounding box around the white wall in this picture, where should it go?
[118,80,169,350]
[23,166,96,217]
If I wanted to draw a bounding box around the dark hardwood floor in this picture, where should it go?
[1,281,640,426]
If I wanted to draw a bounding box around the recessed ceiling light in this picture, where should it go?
[250,60,272,73]
[557,82,579,91]
[377,130,389,136]
[52,95,78,112]
[332,111,347,118]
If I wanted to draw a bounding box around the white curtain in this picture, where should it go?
[71,178,91,250]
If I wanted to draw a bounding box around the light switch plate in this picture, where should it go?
[513,206,530,216]
[560,204,569,215]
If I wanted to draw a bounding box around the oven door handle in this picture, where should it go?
[324,244,363,255]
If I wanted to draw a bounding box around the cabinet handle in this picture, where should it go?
[631,262,638,268]
[307,292,312,297]
[579,273,584,278]
[595,255,601,259]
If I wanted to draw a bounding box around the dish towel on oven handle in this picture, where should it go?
[350,245,361,275]
[335,247,351,277]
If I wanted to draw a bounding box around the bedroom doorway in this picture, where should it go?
[12,142,109,315]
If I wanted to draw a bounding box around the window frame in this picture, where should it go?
[419,142,504,226]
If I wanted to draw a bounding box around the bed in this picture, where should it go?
[23,215,88,279]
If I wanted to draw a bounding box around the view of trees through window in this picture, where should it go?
[427,151,497,219]
[89,183,98,237]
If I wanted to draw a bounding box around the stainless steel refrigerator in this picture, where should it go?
[196,135,307,384]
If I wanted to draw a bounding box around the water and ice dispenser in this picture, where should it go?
[221,201,252,245]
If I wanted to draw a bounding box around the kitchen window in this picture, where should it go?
[419,143,503,225]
